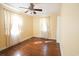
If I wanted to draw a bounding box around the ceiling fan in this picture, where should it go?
[20,3,42,14]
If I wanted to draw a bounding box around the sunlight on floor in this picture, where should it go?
[34,41,43,44]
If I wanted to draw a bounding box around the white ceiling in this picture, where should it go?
[5,3,61,16]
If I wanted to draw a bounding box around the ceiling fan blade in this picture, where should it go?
[34,9,42,11]
[25,10,28,13]
[19,7,28,9]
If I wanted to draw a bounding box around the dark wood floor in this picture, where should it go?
[0,37,61,56]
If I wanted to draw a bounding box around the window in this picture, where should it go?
[11,14,22,37]
[39,17,49,38]
[40,18,48,32]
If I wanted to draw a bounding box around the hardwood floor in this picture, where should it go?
[0,37,61,56]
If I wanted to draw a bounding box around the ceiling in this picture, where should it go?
[4,3,61,16]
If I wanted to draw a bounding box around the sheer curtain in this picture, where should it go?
[10,13,22,46]
[39,17,50,39]
[3,8,22,47]
[3,8,11,47]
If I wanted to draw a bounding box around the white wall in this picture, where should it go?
[60,4,79,55]
[56,16,61,43]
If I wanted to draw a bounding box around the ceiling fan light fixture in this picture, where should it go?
[33,11,36,14]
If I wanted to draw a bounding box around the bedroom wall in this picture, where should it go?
[0,5,6,49]
[20,14,33,42]
[60,4,79,55]
[49,14,57,39]
[33,16,41,37]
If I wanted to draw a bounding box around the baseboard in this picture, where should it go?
[33,36,56,41]
[33,36,55,39]
[0,36,33,51]
[48,38,56,40]
[59,42,63,56]
[0,48,6,51]
[23,36,33,41]
[20,36,33,42]
[14,36,33,46]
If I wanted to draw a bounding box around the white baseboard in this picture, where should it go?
[48,38,56,40]
[60,42,63,56]
[0,36,33,51]
[24,36,32,40]
[0,48,6,51]
[22,36,33,41]
[33,35,43,38]
[33,36,56,40]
